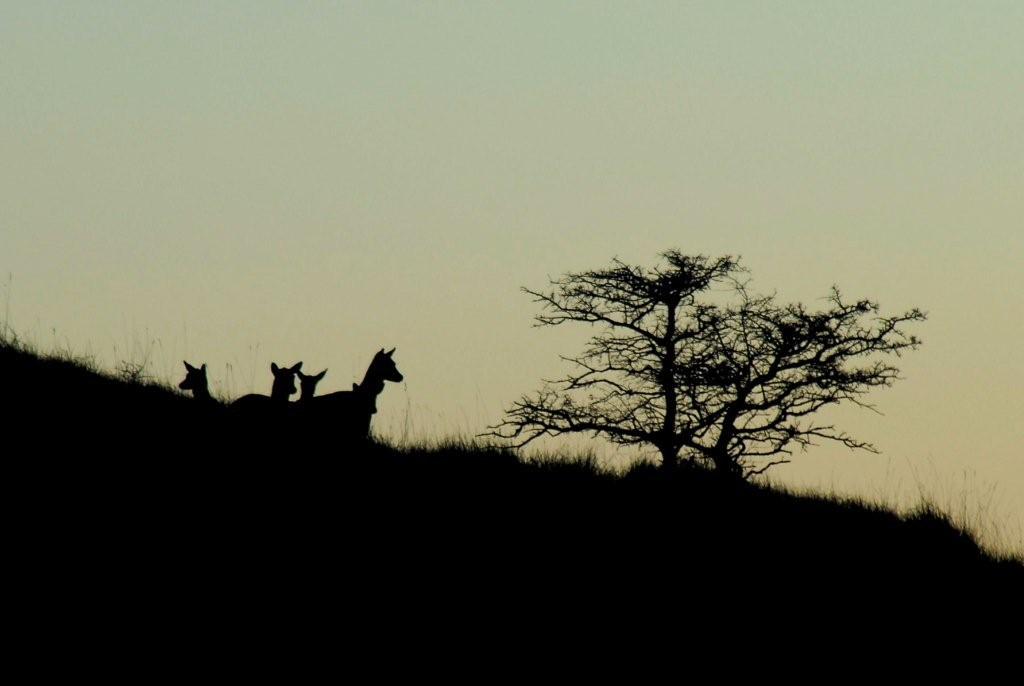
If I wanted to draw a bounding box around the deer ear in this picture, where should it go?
[292,361,303,372]
[184,361,195,372]
[201,363,207,372]
[316,370,327,381]
[386,348,395,356]
[271,362,280,374]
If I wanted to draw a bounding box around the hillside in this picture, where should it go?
[3,337,1022,613]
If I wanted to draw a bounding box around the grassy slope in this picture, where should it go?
[4,338,1021,615]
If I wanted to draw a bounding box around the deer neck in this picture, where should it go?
[359,364,388,400]
[358,376,385,399]
[270,381,293,402]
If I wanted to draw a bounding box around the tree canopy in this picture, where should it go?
[488,251,925,478]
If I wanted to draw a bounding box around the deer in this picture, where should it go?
[179,361,214,404]
[296,368,328,404]
[230,361,303,415]
[301,348,403,440]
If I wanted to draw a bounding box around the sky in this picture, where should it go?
[2,2,1021,548]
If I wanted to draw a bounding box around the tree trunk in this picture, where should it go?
[712,408,741,478]
[711,449,740,479]
[659,445,678,470]
[660,297,679,471]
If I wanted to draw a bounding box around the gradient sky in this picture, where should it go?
[2,2,1021,548]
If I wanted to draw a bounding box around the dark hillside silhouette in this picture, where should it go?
[0,324,994,650]
[2,338,197,444]
[1,336,1020,618]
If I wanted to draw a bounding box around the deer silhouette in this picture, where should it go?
[179,361,214,404]
[296,369,328,404]
[302,348,402,439]
[231,361,303,414]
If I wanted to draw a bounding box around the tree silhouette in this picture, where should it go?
[488,251,925,478]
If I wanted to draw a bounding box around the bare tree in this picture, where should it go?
[487,251,925,478]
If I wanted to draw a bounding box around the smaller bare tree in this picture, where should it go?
[487,251,925,479]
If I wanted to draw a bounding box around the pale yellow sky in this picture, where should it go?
[2,3,1021,548]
